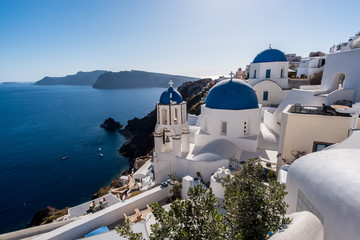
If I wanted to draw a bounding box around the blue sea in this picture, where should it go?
[0,84,164,234]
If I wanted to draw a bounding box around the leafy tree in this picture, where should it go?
[223,159,290,240]
[116,185,228,240]
[117,160,289,240]
[115,219,143,240]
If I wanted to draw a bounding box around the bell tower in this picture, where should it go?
[154,80,189,157]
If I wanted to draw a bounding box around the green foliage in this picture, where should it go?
[223,159,290,240]
[116,185,227,240]
[116,219,144,240]
[117,160,290,240]
[266,171,277,182]
[150,185,228,240]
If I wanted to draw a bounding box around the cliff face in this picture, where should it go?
[34,70,108,86]
[93,70,199,89]
[27,206,68,228]
[118,78,214,164]
[119,108,157,161]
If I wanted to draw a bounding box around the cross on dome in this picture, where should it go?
[269,44,272,49]
[169,80,174,87]
[229,71,234,81]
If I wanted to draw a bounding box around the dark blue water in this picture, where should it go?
[0,84,164,234]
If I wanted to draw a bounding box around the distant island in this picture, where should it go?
[92,70,199,89]
[33,70,199,88]
[2,82,31,85]
[34,70,108,86]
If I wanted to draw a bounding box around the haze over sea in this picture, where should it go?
[0,83,165,234]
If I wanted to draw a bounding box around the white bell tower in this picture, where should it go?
[154,80,189,157]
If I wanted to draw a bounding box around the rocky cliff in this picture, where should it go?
[100,117,123,131]
[27,206,68,228]
[93,70,199,89]
[34,70,108,86]
[118,78,213,165]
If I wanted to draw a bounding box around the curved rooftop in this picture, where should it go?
[205,79,258,110]
[253,48,287,63]
[287,147,360,240]
[159,87,183,104]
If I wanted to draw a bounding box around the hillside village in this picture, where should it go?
[2,32,360,240]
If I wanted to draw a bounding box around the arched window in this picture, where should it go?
[174,108,178,124]
[253,70,257,78]
[161,108,168,124]
[280,68,284,78]
[333,73,346,89]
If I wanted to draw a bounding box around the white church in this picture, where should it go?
[247,47,290,106]
[153,77,262,184]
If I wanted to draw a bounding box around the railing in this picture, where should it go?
[229,156,242,171]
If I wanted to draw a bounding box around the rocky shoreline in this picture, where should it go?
[27,78,214,228]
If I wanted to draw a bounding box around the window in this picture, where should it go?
[253,70,257,78]
[266,69,271,78]
[221,121,227,135]
[263,91,269,101]
[313,141,332,152]
[280,68,284,78]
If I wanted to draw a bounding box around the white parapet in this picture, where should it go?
[269,211,324,240]
[181,175,194,200]
[34,185,170,240]
[210,167,231,199]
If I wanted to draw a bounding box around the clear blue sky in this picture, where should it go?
[0,0,359,82]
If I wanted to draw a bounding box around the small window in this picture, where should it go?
[266,69,271,78]
[253,70,257,78]
[263,91,269,101]
[280,68,284,78]
[243,121,248,135]
[313,141,332,152]
[221,121,227,135]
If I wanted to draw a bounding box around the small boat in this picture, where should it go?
[99,153,104,157]
[98,148,102,152]
[61,156,68,160]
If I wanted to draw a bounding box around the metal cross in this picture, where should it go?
[169,80,174,87]
[229,71,234,81]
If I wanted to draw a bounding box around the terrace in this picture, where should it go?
[290,101,352,117]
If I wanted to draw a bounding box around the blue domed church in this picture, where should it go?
[153,79,261,184]
[248,47,289,106]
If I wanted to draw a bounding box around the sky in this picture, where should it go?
[0,0,359,82]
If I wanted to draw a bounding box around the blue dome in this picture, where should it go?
[253,48,287,63]
[205,79,258,110]
[159,87,183,104]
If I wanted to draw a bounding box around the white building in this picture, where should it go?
[278,104,360,164]
[296,56,326,79]
[247,47,290,106]
[329,32,360,53]
[282,130,360,240]
[153,78,262,184]
[264,41,360,136]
